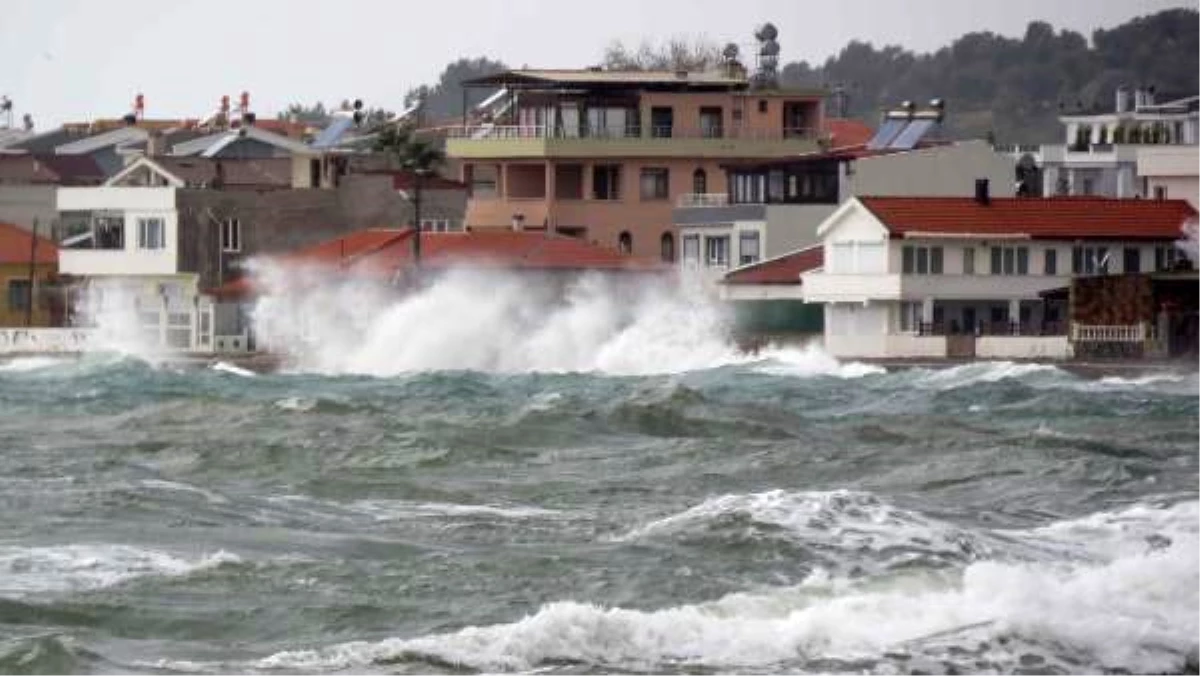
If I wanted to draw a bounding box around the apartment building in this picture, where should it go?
[444,66,826,260]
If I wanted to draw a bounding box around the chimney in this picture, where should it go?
[975,178,990,205]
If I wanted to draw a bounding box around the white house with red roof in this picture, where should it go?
[799,187,1197,359]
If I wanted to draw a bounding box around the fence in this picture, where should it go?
[0,328,98,354]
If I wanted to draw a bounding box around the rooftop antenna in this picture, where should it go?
[752,23,780,89]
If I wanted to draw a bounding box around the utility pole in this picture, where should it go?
[25,218,37,327]
[412,167,424,270]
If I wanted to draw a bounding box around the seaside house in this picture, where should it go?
[0,154,106,234]
[441,34,826,260]
[0,221,60,328]
[797,187,1196,359]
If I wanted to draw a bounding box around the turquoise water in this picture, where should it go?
[0,353,1196,674]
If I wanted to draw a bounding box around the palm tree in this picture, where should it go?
[374,123,445,271]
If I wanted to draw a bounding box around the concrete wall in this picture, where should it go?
[976,336,1072,359]
[176,174,452,290]
[764,204,836,258]
[0,185,58,232]
[847,141,1016,198]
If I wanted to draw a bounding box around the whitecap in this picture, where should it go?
[0,544,240,596]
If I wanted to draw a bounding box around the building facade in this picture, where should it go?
[799,193,1196,359]
[444,68,826,259]
[0,221,59,327]
[675,140,1018,290]
[1040,89,1198,201]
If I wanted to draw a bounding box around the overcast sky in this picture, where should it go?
[1,0,1192,129]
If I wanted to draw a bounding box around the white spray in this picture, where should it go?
[248,262,845,377]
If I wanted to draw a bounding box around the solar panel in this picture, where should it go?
[866,118,907,149]
[311,116,355,149]
[889,118,936,150]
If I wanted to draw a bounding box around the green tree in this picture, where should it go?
[602,36,724,71]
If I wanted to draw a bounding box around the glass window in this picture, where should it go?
[592,165,621,200]
[738,231,760,266]
[137,217,165,250]
[692,169,707,194]
[916,247,929,274]
[963,247,974,275]
[618,231,632,254]
[222,218,241,252]
[1045,249,1057,275]
[660,233,675,262]
[1123,247,1141,274]
[639,168,669,200]
[7,279,30,312]
[1016,247,1028,275]
[991,247,1003,275]
[705,235,729,267]
[682,235,700,263]
[902,246,915,274]
[930,247,943,274]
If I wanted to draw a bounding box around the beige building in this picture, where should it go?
[443,67,826,260]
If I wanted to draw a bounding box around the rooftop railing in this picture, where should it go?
[447,124,821,142]
[676,193,729,208]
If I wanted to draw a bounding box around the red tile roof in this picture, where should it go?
[859,196,1198,240]
[723,246,824,285]
[208,228,663,297]
[0,221,58,265]
[823,118,874,148]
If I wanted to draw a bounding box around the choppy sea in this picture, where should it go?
[0,348,1196,675]
[2,270,1197,674]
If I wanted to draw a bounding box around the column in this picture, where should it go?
[1008,298,1021,335]
[921,298,935,334]
[544,161,555,232]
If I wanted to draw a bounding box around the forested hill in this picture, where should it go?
[293,8,1196,144]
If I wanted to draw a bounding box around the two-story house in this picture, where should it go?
[799,187,1196,359]
[444,65,826,260]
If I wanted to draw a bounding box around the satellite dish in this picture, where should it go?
[755,22,778,42]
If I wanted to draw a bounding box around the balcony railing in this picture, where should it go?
[447,125,821,142]
[677,193,729,208]
[916,321,1068,337]
[1071,323,1148,342]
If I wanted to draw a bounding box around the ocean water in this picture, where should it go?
[0,270,1197,675]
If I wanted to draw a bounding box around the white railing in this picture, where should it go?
[447,125,821,142]
[677,193,729,208]
[0,328,98,353]
[1071,323,1147,342]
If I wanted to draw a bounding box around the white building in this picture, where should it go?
[1041,89,1198,201]
[56,166,215,352]
[674,140,1017,292]
[799,189,1196,359]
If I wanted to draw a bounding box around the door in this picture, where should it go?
[962,307,977,335]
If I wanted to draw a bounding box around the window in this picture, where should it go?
[1123,247,1141,274]
[767,170,785,202]
[731,172,765,204]
[682,234,700,264]
[467,164,498,198]
[757,99,768,113]
[902,245,943,275]
[1155,245,1182,271]
[660,233,675,263]
[829,241,886,274]
[705,235,730,267]
[699,107,723,138]
[692,168,707,194]
[617,231,632,254]
[7,279,30,312]
[137,217,165,250]
[898,301,921,333]
[1154,185,1168,200]
[738,231,760,266]
[639,168,669,200]
[989,246,1030,275]
[221,218,241,252]
[963,247,975,275]
[592,165,621,200]
[1044,249,1058,275]
[421,219,459,232]
[650,107,673,138]
[1071,246,1110,275]
[1081,178,1094,195]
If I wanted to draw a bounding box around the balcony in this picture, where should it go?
[446,124,822,159]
